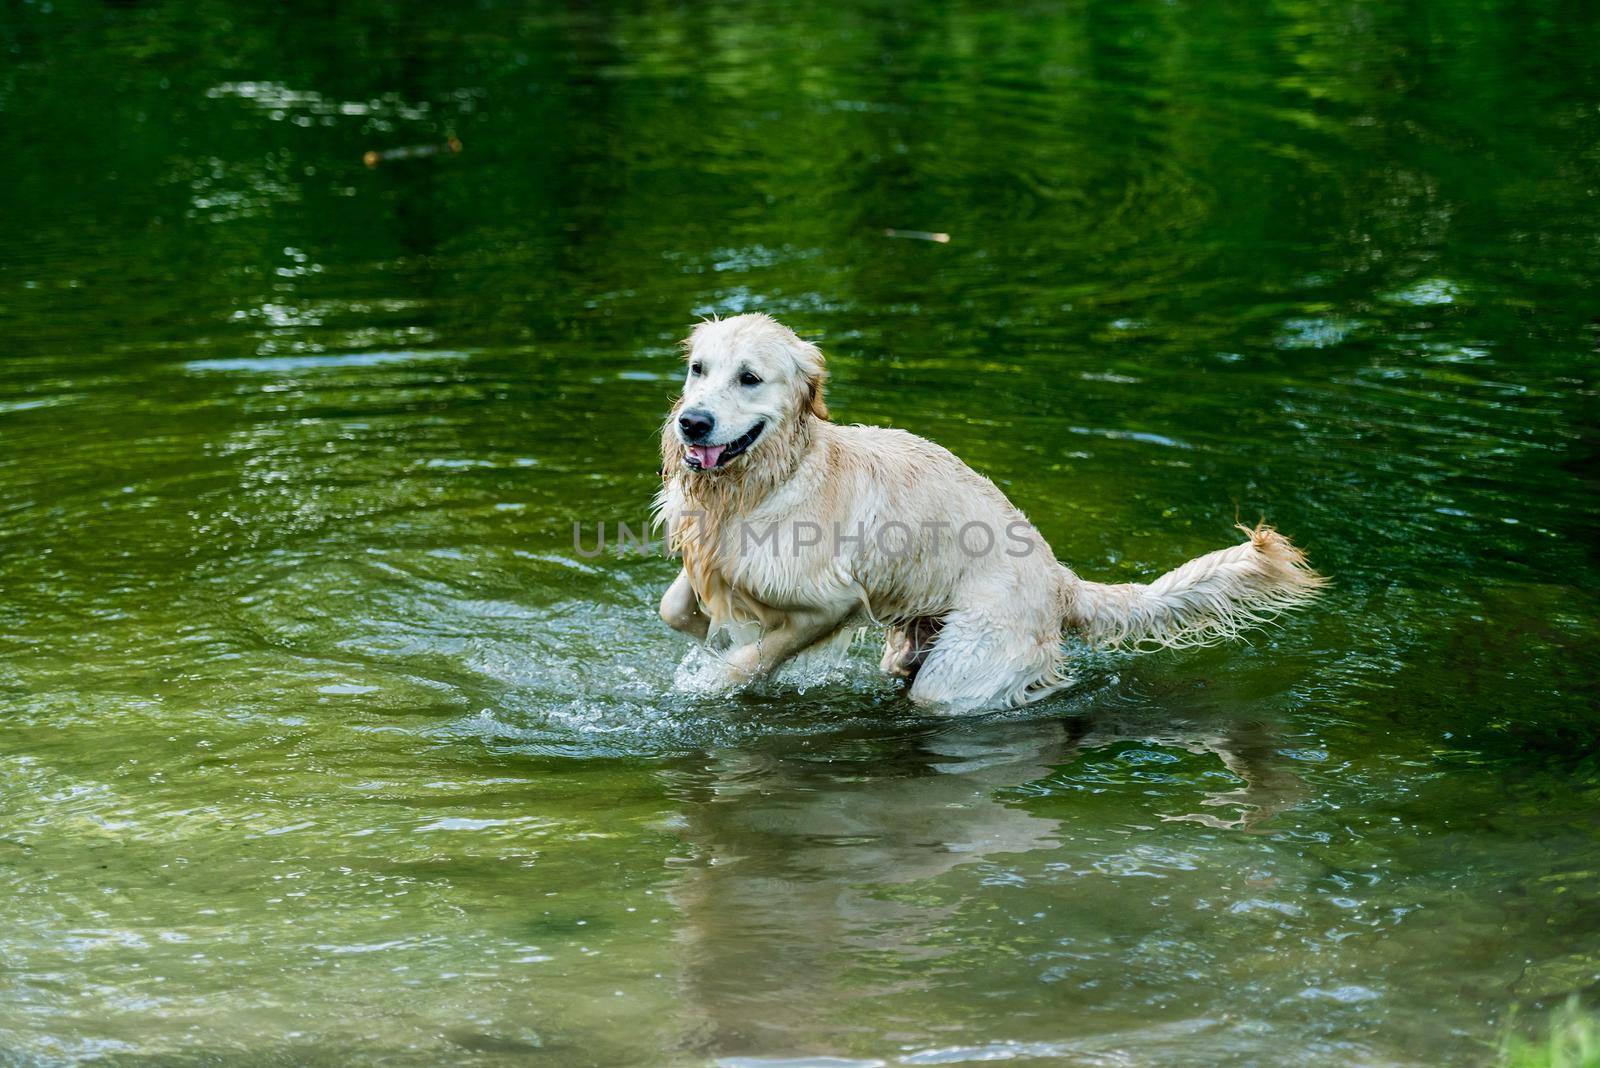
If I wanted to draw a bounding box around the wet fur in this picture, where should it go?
[655,313,1325,712]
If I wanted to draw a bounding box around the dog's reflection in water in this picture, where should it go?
[660,712,1305,1059]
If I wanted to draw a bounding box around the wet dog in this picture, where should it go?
[655,313,1324,711]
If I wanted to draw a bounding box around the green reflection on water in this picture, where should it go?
[1,0,1597,1063]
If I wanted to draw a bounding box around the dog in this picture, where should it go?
[654,313,1324,711]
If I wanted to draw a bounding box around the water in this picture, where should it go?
[2,0,1598,1063]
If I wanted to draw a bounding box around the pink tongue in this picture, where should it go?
[689,443,727,469]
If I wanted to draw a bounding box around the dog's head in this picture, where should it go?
[664,313,828,476]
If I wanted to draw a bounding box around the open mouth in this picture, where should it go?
[684,421,764,471]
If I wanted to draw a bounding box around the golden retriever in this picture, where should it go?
[655,313,1324,711]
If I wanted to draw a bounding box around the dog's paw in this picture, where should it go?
[719,645,763,686]
[671,643,757,694]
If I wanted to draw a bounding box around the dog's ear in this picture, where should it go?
[807,373,829,421]
[660,393,685,476]
[793,337,829,421]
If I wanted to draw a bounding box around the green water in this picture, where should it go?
[3,0,1598,1063]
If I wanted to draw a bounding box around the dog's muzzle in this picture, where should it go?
[684,421,764,471]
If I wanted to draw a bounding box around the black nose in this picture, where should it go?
[678,409,715,442]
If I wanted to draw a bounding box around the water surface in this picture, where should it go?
[2,0,1598,1064]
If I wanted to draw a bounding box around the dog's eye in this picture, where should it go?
[738,371,762,387]
[689,362,703,376]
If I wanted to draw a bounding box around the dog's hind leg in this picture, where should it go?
[880,617,943,682]
[906,610,1066,712]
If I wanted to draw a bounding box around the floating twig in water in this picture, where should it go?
[363,136,463,168]
[883,228,951,243]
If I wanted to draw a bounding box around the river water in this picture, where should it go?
[2,0,1597,1064]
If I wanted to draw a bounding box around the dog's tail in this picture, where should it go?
[1060,523,1325,652]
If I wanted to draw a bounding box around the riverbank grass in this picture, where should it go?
[1501,999,1600,1068]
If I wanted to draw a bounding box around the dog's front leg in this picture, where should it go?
[659,568,709,640]
[719,606,853,688]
